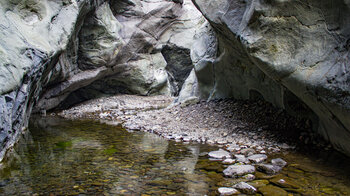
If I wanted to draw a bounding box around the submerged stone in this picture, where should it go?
[271,158,287,168]
[257,164,282,175]
[270,176,301,189]
[259,185,288,196]
[248,179,269,188]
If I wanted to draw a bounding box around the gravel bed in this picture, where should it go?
[58,95,331,154]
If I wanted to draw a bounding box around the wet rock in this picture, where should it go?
[208,149,231,159]
[241,148,256,156]
[222,159,235,164]
[255,172,276,180]
[257,164,282,175]
[223,165,255,178]
[233,182,257,194]
[248,179,269,188]
[271,158,287,168]
[243,174,255,181]
[218,187,239,195]
[207,171,224,181]
[259,185,288,196]
[227,144,241,152]
[234,155,249,163]
[196,160,224,172]
[270,176,301,189]
[247,154,267,163]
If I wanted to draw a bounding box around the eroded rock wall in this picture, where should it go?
[192,0,350,156]
[0,0,209,160]
[35,0,207,110]
[0,0,107,161]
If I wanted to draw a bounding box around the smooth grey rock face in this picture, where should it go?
[78,2,124,70]
[193,0,350,156]
[223,165,255,177]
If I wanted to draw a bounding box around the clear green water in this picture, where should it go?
[0,116,349,195]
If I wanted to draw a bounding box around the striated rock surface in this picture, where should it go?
[35,0,207,111]
[192,0,350,156]
[0,0,106,162]
[0,0,208,161]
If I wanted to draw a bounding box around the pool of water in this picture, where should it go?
[0,116,349,195]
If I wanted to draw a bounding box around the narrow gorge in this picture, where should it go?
[0,0,350,195]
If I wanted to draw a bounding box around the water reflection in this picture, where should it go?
[0,116,218,195]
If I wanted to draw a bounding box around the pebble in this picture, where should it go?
[227,144,241,152]
[223,165,256,177]
[247,154,267,163]
[208,149,231,159]
[243,174,255,181]
[241,148,256,155]
[218,187,239,195]
[270,176,301,189]
[234,155,249,163]
[257,164,282,175]
[183,137,191,142]
[233,182,257,194]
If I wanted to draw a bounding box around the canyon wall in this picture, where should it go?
[192,0,350,156]
[0,0,207,161]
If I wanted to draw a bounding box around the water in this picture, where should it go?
[0,116,349,195]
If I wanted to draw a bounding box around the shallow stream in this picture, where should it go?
[0,116,349,195]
